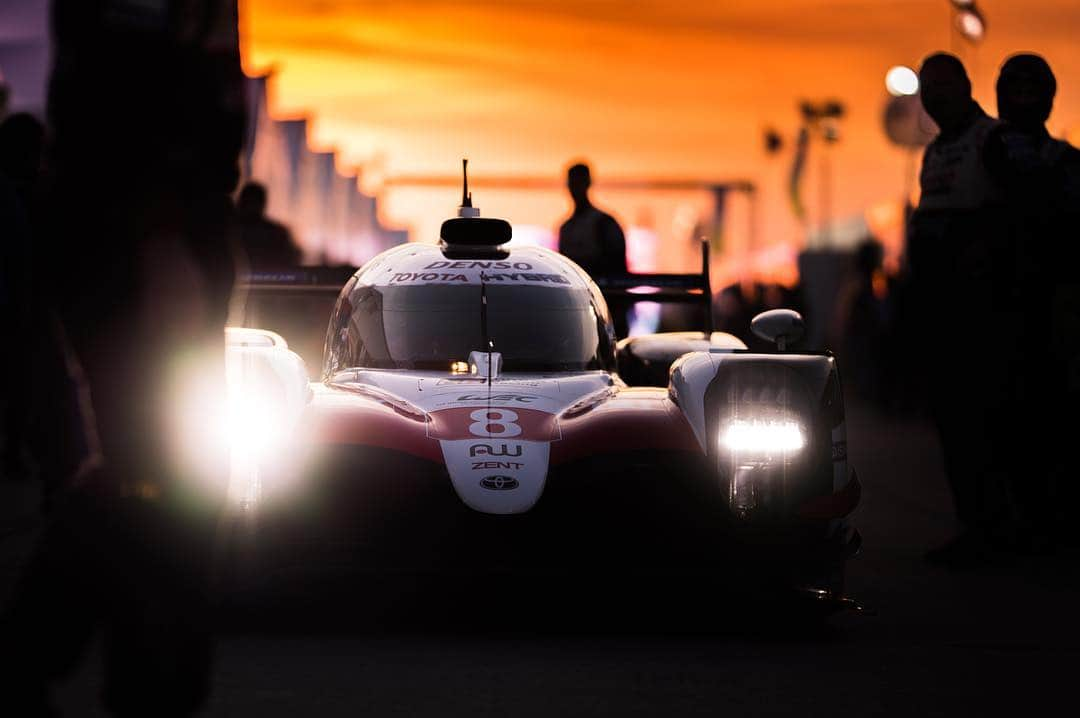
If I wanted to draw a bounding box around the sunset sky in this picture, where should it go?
[239,0,1080,275]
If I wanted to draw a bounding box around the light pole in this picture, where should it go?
[797,100,845,248]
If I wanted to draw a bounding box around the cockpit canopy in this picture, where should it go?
[323,245,616,377]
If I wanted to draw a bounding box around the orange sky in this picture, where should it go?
[239,0,1080,274]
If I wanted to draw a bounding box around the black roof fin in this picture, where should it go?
[441,159,510,256]
[462,158,472,208]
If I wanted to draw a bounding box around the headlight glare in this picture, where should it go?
[226,391,286,455]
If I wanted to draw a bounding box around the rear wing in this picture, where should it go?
[590,240,713,334]
[237,266,357,298]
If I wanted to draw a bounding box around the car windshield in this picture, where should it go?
[326,282,610,373]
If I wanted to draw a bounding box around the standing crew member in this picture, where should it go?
[236,181,302,270]
[558,162,630,338]
[984,53,1080,548]
[908,53,1013,567]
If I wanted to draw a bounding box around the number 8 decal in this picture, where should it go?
[469,408,521,437]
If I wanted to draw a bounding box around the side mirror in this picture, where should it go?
[750,309,805,351]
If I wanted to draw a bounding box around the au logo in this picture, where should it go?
[479,475,519,491]
[469,443,523,457]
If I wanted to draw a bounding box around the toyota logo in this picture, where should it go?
[479,475,519,491]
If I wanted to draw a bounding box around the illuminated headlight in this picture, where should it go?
[168,348,301,511]
[720,419,805,456]
[222,379,292,509]
[226,391,287,455]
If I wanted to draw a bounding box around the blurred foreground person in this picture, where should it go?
[984,53,1080,548]
[558,162,630,337]
[0,113,45,481]
[908,53,1014,568]
[236,181,302,271]
[0,1,245,716]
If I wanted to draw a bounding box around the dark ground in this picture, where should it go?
[2,396,1078,716]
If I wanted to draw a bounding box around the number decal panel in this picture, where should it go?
[427,407,561,441]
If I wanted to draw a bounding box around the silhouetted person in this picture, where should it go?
[714,280,802,352]
[0,114,44,476]
[984,53,1080,548]
[0,112,45,209]
[0,112,89,507]
[0,130,34,479]
[0,80,10,120]
[909,53,1014,568]
[558,162,629,337]
[831,238,887,402]
[713,282,755,345]
[236,181,302,270]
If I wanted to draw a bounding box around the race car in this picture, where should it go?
[221,169,861,606]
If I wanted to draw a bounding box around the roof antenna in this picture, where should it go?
[458,158,480,218]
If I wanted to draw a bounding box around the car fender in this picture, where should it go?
[668,350,722,451]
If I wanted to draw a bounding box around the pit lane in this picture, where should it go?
[3,397,1078,716]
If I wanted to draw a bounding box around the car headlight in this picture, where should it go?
[222,355,296,509]
[719,418,805,457]
[717,416,807,518]
[168,346,302,511]
[707,362,819,518]
[226,390,287,456]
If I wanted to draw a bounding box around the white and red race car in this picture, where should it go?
[222,180,861,605]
